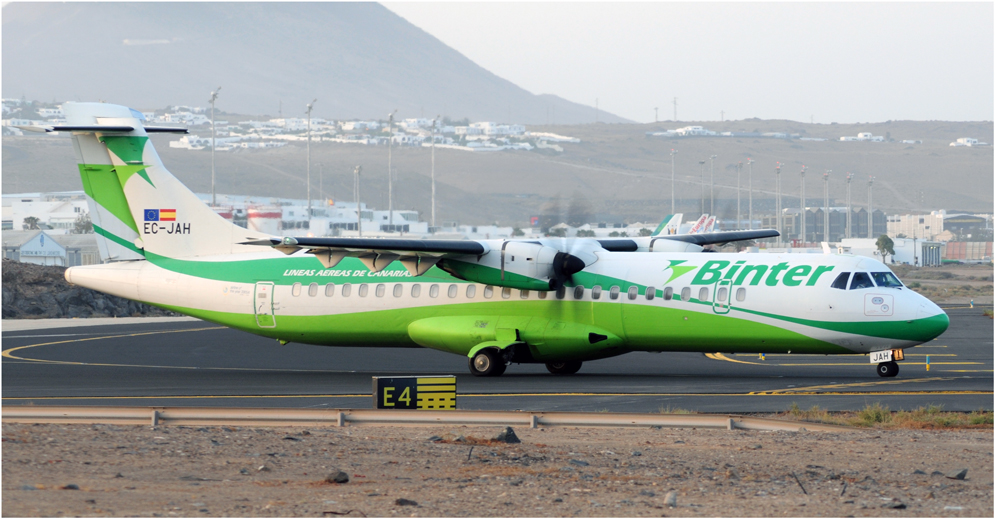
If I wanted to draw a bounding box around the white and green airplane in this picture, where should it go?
[43,103,948,378]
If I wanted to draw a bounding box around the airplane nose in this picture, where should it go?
[916,301,949,341]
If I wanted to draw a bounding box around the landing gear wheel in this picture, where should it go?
[876,361,899,378]
[469,349,507,377]
[545,360,583,375]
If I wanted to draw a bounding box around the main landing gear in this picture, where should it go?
[468,349,507,377]
[545,361,583,375]
[876,361,899,378]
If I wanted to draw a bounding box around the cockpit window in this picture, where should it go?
[871,272,903,288]
[831,272,851,290]
[849,272,874,290]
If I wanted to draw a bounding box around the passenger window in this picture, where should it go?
[661,287,671,301]
[292,282,302,297]
[648,286,657,300]
[736,287,746,302]
[831,272,851,290]
[448,284,458,298]
[590,285,601,300]
[411,284,421,298]
[502,287,512,299]
[308,282,318,297]
[850,272,874,290]
[555,286,566,299]
[521,290,530,299]
[483,286,494,299]
[538,290,547,299]
[627,286,638,300]
[393,284,403,297]
[429,284,439,298]
[375,284,385,297]
[699,287,709,301]
[681,287,691,301]
[325,283,335,297]
[466,285,476,298]
[717,287,728,302]
[574,285,585,299]
[358,284,369,297]
[609,286,620,300]
[341,283,352,297]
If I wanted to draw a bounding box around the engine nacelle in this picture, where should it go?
[438,241,564,291]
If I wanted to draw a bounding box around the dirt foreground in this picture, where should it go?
[2,422,992,517]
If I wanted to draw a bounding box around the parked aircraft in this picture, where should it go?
[40,103,947,378]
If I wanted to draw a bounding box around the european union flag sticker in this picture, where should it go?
[144,209,159,221]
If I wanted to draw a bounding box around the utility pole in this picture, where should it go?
[709,155,717,215]
[736,161,742,230]
[431,115,439,229]
[319,163,323,203]
[746,158,754,229]
[670,149,678,214]
[823,170,831,242]
[354,166,362,237]
[845,172,852,239]
[209,87,220,206]
[867,176,874,239]
[721,110,725,122]
[306,99,316,217]
[387,109,397,228]
[698,160,706,217]
[775,162,782,247]
[800,166,807,244]
[672,97,677,121]
[595,98,599,123]
[654,107,658,123]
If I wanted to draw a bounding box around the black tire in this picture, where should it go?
[876,361,899,378]
[469,349,506,377]
[545,360,583,375]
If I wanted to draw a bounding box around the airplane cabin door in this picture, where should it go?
[712,279,732,314]
[254,282,276,328]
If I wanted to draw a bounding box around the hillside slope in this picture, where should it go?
[1,2,626,124]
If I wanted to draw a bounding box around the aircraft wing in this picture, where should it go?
[241,236,489,275]
[655,229,779,246]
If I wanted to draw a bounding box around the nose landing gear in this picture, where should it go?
[876,361,899,378]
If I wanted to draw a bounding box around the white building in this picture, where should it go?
[950,137,989,147]
[2,192,90,233]
[886,211,947,241]
[2,230,84,267]
[840,132,885,142]
[839,238,942,267]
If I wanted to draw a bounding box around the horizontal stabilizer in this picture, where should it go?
[15,125,187,134]
[241,236,488,256]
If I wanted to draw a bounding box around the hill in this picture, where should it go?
[2,118,991,228]
[1,2,626,124]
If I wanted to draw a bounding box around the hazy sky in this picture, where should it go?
[384,2,994,123]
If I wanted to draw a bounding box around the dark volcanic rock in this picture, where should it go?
[2,259,177,320]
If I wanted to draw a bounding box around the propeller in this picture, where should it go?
[550,251,587,290]
[545,237,602,290]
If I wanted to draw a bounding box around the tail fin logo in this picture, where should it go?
[144,209,177,222]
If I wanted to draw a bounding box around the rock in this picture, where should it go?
[945,468,968,480]
[62,484,80,490]
[631,451,642,456]
[569,459,589,467]
[326,471,349,484]
[553,498,563,503]
[257,465,270,472]
[639,490,655,497]
[492,427,521,444]
[395,498,418,506]
[239,468,249,475]
[426,435,443,442]
[749,444,763,450]
[664,491,678,507]
[20,485,37,491]
[930,471,944,476]
[453,435,466,443]
[913,469,927,475]
[114,473,124,478]
[881,502,906,509]
[282,436,301,441]
[674,440,685,444]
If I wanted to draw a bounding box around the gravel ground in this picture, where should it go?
[2,423,992,517]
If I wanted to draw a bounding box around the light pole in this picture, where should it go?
[698,160,706,217]
[746,158,754,229]
[867,176,875,239]
[209,87,220,206]
[306,99,316,217]
[800,166,807,244]
[387,109,397,228]
[709,155,717,215]
[670,149,678,214]
[431,115,439,229]
[319,163,323,204]
[736,161,742,230]
[823,170,831,242]
[775,162,782,246]
[845,172,852,239]
[354,166,363,237]
[654,107,658,123]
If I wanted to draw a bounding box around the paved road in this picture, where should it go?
[3,307,991,412]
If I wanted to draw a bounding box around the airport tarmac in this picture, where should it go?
[2,307,991,413]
